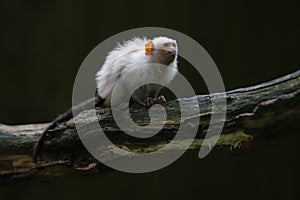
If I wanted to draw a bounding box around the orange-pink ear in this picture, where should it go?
[145,40,154,55]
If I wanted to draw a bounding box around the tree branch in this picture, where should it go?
[0,69,300,182]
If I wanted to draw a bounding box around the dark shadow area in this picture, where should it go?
[0,0,299,199]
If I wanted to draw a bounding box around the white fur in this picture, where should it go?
[95,36,178,106]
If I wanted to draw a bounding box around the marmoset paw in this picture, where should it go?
[145,97,156,107]
[157,95,166,104]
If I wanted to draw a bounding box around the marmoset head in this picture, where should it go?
[145,36,177,66]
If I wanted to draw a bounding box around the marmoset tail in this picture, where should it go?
[32,36,178,163]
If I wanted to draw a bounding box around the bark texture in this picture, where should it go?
[0,70,299,182]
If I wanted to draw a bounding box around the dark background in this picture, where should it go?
[0,0,299,199]
[1,0,299,124]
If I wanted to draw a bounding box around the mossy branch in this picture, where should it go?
[0,70,300,182]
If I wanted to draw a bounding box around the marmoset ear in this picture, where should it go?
[145,40,154,55]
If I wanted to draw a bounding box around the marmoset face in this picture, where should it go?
[145,37,178,66]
